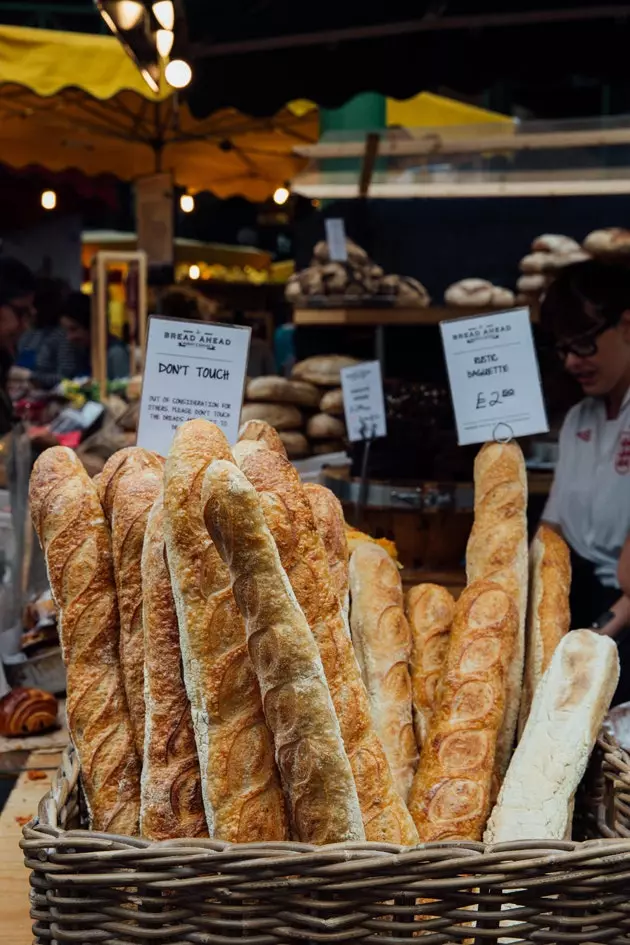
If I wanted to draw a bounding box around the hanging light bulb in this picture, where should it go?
[180,193,195,213]
[41,190,57,211]
[273,186,290,206]
[156,29,174,58]
[153,0,175,30]
[115,0,144,30]
[165,59,192,89]
[188,264,201,281]
[140,67,160,93]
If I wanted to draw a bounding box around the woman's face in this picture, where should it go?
[561,313,630,397]
[61,315,90,349]
[0,293,33,356]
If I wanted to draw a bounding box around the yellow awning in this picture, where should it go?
[387,91,513,132]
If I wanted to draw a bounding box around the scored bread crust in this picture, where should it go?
[349,541,418,803]
[238,419,288,456]
[163,420,287,842]
[406,583,455,748]
[98,448,164,757]
[237,449,417,843]
[29,447,140,834]
[466,441,528,783]
[202,458,366,844]
[140,494,207,840]
[485,630,619,843]
[518,525,571,735]
[304,483,350,616]
[408,581,517,842]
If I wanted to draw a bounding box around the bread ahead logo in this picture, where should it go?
[163,328,232,352]
[451,320,512,344]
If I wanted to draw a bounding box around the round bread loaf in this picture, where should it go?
[240,402,303,431]
[0,687,58,737]
[246,376,320,407]
[583,227,630,256]
[445,279,494,307]
[292,355,360,387]
[278,430,309,458]
[489,286,515,308]
[320,387,344,416]
[516,273,546,294]
[519,252,555,274]
[312,439,346,455]
[531,233,581,254]
[307,413,346,440]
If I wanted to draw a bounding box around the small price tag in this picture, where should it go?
[440,308,548,446]
[325,218,348,262]
[137,315,251,455]
[341,360,387,442]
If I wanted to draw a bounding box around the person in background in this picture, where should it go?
[0,257,35,433]
[541,259,630,704]
[15,277,67,372]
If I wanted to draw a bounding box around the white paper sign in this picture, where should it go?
[341,360,387,442]
[440,308,548,446]
[325,218,348,261]
[137,315,251,455]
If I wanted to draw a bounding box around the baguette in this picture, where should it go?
[237,449,417,843]
[163,419,287,842]
[238,419,287,455]
[304,483,350,616]
[408,581,517,841]
[140,494,207,840]
[98,448,164,757]
[349,541,418,802]
[29,447,140,833]
[485,630,619,843]
[202,458,366,844]
[406,584,455,748]
[466,441,528,782]
[518,526,571,734]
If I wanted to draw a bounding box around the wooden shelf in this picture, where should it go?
[293,304,539,326]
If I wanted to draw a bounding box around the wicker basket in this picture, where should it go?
[21,733,630,945]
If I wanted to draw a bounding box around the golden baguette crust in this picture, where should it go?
[237,450,417,844]
[98,448,164,757]
[349,542,418,802]
[304,483,350,614]
[140,494,207,840]
[466,441,528,782]
[518,526,571,734]
[408,581,517,841]
[202,459,365,844]
[29,447,140,834]
[163,420,287,843]
[238,419,287,455]
[406,584,455,748]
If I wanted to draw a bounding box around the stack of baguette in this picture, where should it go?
[292,355,353,454]
[29,428,619,847]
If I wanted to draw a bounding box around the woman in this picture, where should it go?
[0,257,35,432]
[541,259,630,703]
[15,277,67,372]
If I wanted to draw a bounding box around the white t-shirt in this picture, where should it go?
[544,389,630,587]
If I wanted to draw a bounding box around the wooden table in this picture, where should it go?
[0,751,61,945]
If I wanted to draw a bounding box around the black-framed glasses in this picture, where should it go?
[555,327,607,361]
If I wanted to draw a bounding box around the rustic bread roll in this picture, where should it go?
[202,458,365,844]
[583,227,630,256]
[98,448,164,757]
[304,483,350,615]
[238,419,287,455]
[531,233,581,254]
[485,630,619,843]
[518,526,571,734]
[278,430,309,458]
[306,413,346,440]
[349,541,418,802]
[246,376,320,408]
[519,252,555,274]
[516,273,546,294]
[0,687,57,737]
[29,447,140,834]
[408,581,517,841]
[240,402,303,431]
[291,355,360,387]
[550,249,590,268]
[466,442,528,784]
[489,286,515,308]
[444,278,493,307]
[163,420,287,842]
[406,584,455,747]
[319,388,344,416]
[140,494,207,840]
[236,449,418,843]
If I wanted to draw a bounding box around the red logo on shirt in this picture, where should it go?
[615,432,630,474]
[577,429,592,442]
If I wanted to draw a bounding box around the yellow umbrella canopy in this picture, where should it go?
[0,25,318,201]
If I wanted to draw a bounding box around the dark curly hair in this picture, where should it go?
[541,259,630,341]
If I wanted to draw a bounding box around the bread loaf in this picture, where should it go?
[519,252,555,274]
[202,458,365,844]
[306,413,346,440]
[466,441,528,783]
[29,447,140,833]
[292,355,359,387]
[319,388,344,416]
[246,376,320,408]
[163,420,287,842]
[140,494,207,840]
[349,541,418,802]
[406,584,455,747]
[518,526,571,734]
[0,687,57,737]
[485,630,619,843]
[444,278,493,307]
[531,233,581,255]
[408,581,517,841]
[238,419,287,456]
[583,227,630,256]
[516,273,546,295]
[240,402,303,431]
[236,449,417,843]
[98,448,164,757]
[278,430,309,458]
[304,483,350,615]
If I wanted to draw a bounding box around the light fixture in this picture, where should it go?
[273,186,290,206]
[41,190,57,211]
[140,67,160,93]
[114,0,144,30]
[98,8,117,34]
[188,264,201,280]
[153,0,175,30]
[165,58,192,89]
[156,29,174,58]
[180,193,194,213]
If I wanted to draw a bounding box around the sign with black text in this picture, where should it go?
[137,315,251,454]
[440,308,548,446]
[341,360,387,442]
